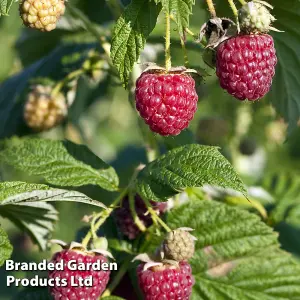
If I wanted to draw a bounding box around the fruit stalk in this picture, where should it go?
[238,0,246,5]
[165,12,172,71]
[81,168,140,247]
[227,0,240,31]
[51,69,84,98]
[180,36,189,67]
[129,191,147,232]
[205,0,217,17]
[143,197,171,232]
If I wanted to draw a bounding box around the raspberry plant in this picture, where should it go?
[1,0,300,299]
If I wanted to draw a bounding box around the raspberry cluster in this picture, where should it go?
[49,249,110,300]
[20,0,65,32]
[115,195,167,240]
[24,85,67,131]
[216,34,277,101]
[135,71,198,136]
[137,262,194,300]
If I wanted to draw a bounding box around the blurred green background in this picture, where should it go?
[1,0,300,299]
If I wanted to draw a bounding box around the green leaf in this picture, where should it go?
[268,0,300,134]
[160,0,194,35]
[262,171,300,227]
[111,0,161,86]
[0,138,119,191]
[0,0,14,16]
[135,144,246,201]
[0,181,107,208]
[0,226,12,267]
[0,181,107,250]
[148,200,300,299]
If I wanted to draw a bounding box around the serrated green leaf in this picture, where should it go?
[0,182,107,208]
[0,181,107,250]
[0,226,12,267]
[147,200,300,299]
[135,144,246,201]
[0,138,119,191]
[0,0,14,16]
[160,0,194,35]
[0,181,50,201]
[111,0,161,86]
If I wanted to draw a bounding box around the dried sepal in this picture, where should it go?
[199,18,236,48]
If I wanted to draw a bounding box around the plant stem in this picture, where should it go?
[206,0,217,18]
[185,27,196,38]
[165,12,171,71]
[51,69,84,97]
[102,258,131,297]
[143,198,172,232]
[227,0,240,31]
[238,0,246,5]
[180,36,189,67]
[129,190,147,232]
[81,168,141,248]
[81,189,127,248]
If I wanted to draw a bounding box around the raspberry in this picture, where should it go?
[20,0,65,32]
[135,71,198,136]
[163,228,195,262]
[48,249,110,300]
[24,85,67,131]
[137,261,194,300]
[114,195,167,240]
[216,34,277,101]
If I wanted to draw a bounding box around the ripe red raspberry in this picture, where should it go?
[135,71,198,136]
[48,249,110,300]
[137,261,194,300]
[216,34,277,101]
[114,195,167,240]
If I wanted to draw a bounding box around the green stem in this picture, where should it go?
[180,36,189,67]
[165,12,171,71]
[101,259,131,297]
[206,0,217,17]
[51,69,84,97]
[143,198,172,232]
[81,168,141,248]
[81,190,126,248]
[129,190,147,232]
[227,0,240,31]
[238,0,246,5]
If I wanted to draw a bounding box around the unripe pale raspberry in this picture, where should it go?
[114,195,167,240]
[135,71,198,136]
[20,0,65,32]
[137,261,194,300]
[49,249,110,300]
[239,1,275,34]
[24,85,67,131]
[163,229,195,262]
[216,34,277,101]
